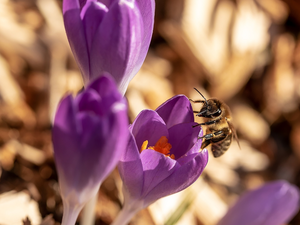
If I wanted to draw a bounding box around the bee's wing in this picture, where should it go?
[227,120,241,149]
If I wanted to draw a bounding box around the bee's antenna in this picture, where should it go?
[194,88,208,105]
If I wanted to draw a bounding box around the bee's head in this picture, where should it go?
[199,99,222,118]
[193,88,222,118]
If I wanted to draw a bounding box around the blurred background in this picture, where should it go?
[0,0,300,224]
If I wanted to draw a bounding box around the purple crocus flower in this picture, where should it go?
[63,0,155,95]
[114,95,209,225]
[52,74,128,224]
[218,180,300,225]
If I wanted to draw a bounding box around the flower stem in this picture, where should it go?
[111,204,140,225]
[61,203,82,225]
[80,194,98,225]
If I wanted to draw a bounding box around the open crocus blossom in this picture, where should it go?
[218,180,300,225]
[52,74,128,225]
[115,95,209,225]
[63,0,155,95]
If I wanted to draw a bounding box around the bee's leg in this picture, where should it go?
[198,130,223,140]
[201,139,211,149]
[192,119,220,127]
[190,99,205,114]
[200,133,224,149]
[199,128,230,149]
[201,134,226,149]
[193,123,201,128]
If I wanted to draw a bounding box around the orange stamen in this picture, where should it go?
[140,140,149,153]
[149,136,172,155]
[140,136,174,159]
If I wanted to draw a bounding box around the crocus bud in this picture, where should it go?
[52,74,128,224]
[218,180,300,225]
[63,0,155,95]
[115,95,208,225]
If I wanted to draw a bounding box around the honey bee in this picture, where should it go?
[190,88,240,157]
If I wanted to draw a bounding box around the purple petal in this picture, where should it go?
[76,89,103,116]
[75,107,128,191]
[90,0,142,94]
[218,180,300,225]
[168,122,201,159]
[185,128,203,155]
[64,0,81,12]
[63,0,90,83]
[118,132,144,200]
[176,152,200,166]
[79,0,87,9]
[88,73,120,99]
[81,0,108,53]
[78,0,119,13]
[140,149,179,197]
[143,149,208,206]
[98,0,118,8]
[77,112,102,152]
[93,95,129,177]
[53,95,78,137]
[73,113,105,191]
[130,110,168,151]
[131,0,155,77]
[87,74,124,113]
[156,95,195,129]
[52,95,80,186]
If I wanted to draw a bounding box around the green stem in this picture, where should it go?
[80,194,98,225]
[61,203,82,225]
[111,203,141,225]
